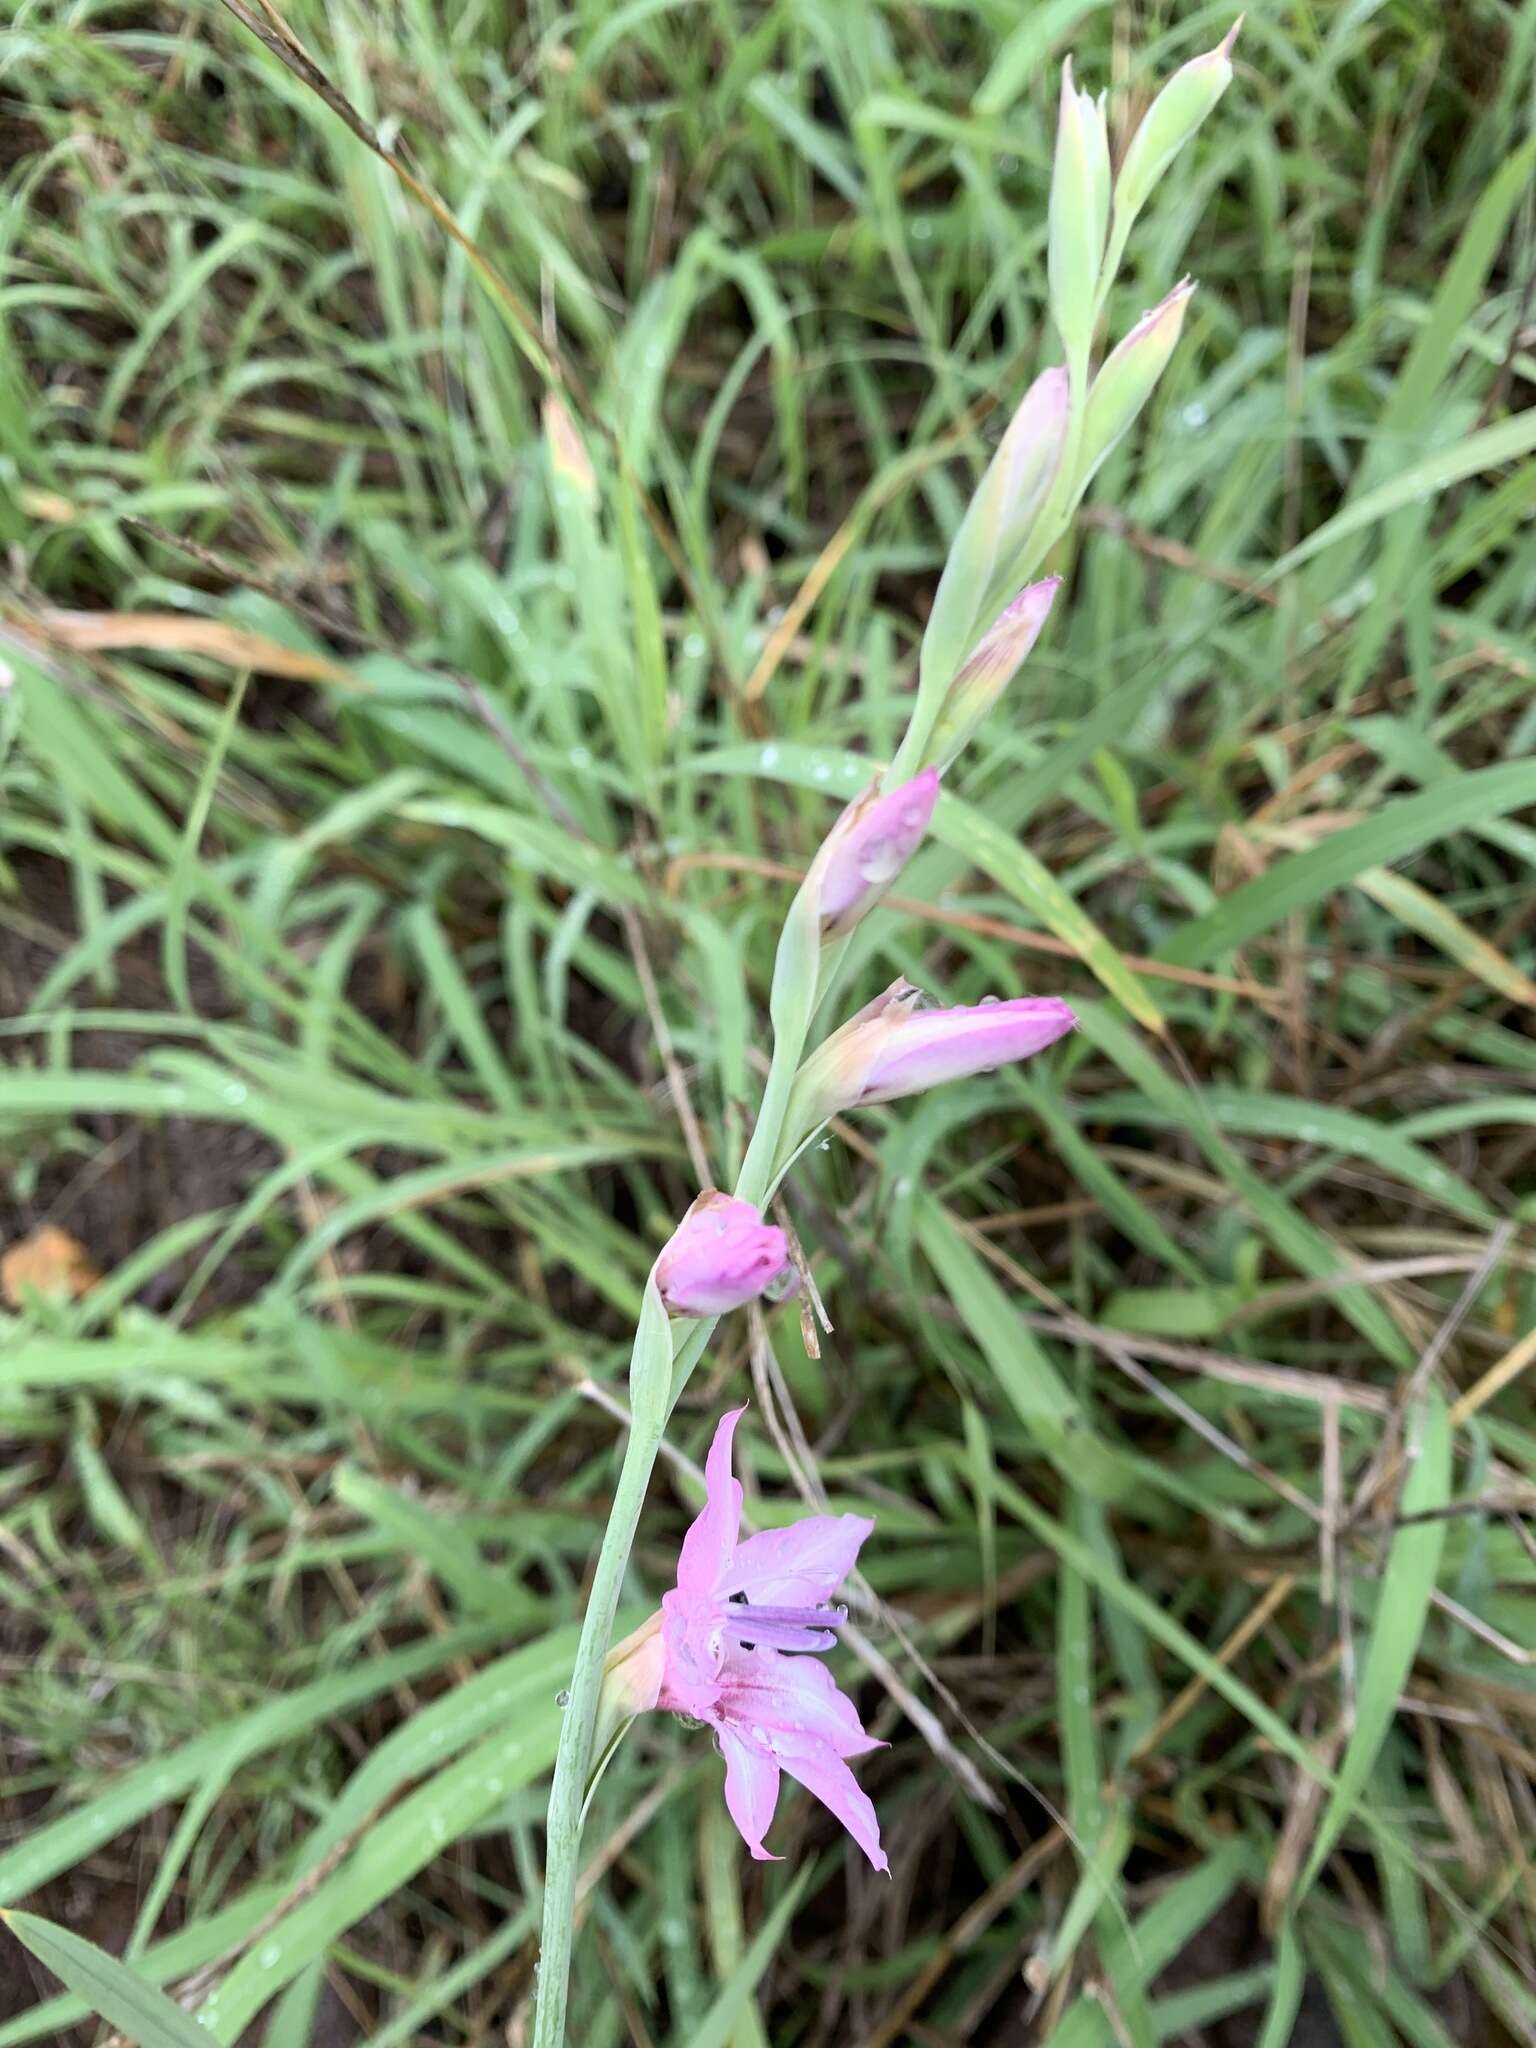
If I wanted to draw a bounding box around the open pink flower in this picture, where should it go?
[816,768,941,926]
[654,1407,887,1870]
[655,1192,792,1317]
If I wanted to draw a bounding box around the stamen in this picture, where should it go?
[735,1602,847,1630]
[720,1601,847,1654]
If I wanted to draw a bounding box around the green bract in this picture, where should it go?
[1046,61,1111,368]
[1078,280,1195,485]
[1111,25,1239,253]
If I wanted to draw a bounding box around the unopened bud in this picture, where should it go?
[815,768,940,928]
[1047,60,1111,362]
[923,579,1060,772]
[785,979,1077,1146]
[980,366,1071,580]
[921,369,1068,702]
[654,1191,792,1318]
[1114,23,1240,235]
[1079,280,1195,483]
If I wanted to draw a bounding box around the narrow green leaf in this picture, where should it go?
[916,1195,1132,1501]
[0,1625,499,1905]
[1159,760,1536,966]
[1299,1391,1451,1896]
[1,1912,215,2048]
[681,1864,815,2048]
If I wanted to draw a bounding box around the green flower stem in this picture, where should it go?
[531,1366,666,2048]
[533,913,836,2044]
[533,1303,722,2048]
[734,1036,801,1208]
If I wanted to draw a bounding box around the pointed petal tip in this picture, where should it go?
[1220,15,1243,58]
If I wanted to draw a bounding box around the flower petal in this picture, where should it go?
[658,1592,725,1719]
[725,1513,873,1607]
[719,1726,782,1862]
[675,1406,746,1597]
[718,1645,883,1759]
[780,1745,888,1873]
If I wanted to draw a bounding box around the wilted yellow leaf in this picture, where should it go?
[1,1225,102,1307]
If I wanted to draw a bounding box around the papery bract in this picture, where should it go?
[816,768,941,927]
[655,1191,791,1317]
[650,1407,887,1871]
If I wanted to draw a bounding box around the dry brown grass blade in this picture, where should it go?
[1135,1573,1303,1771]
[16,608,363,687]
[1450,1323,1536,1429]
[863,1827,1068,2048]
[219,0,558,387]
[215,0,722,691]
[1261,1715,1347,1937]
[667,851,1285,1002]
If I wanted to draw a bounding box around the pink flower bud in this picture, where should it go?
[994,368,1071,532]
[789,980,1077,1133]
[654,1190,791,1317]
[816,768,940,926]
[926,579,1060,771]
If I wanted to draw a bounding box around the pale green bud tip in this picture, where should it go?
[1078,280,1196,483]
[1113,26,1240,229]
[1119,278,1196,360]
[1049,59,1110,356]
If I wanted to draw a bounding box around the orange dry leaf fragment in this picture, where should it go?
[1,1225,103,1307]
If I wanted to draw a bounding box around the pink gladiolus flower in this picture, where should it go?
[654,1407,887,1870]
[816,768,941,925]
[791,979,1077,1128]
[655,1191,791,1317]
